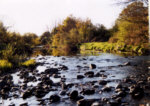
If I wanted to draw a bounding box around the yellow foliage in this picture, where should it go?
[21,59,36,67]
[0,60,12,69]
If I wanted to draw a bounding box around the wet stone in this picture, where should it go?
[69,90,78,100]
[84,71,94,78]
[22,90,33,99]
[45,68,59,75]
[59,90,66,95]
[19,103,28,106]
[82,89,95,95]
[91,102,102,106]
[90,64,96,69]
[49,94,60,103]
[99,80,107,85]
[102,86,112,92]
[77,75,85,79]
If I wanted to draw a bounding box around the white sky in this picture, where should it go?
[0,0,123,36]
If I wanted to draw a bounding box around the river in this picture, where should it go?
[1,53,150,106]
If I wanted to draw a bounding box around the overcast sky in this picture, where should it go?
[0,0,123,36]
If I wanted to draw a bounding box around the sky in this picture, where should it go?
[0,0,123,36]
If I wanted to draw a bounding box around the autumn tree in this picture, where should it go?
[40,31,52,45]
[109,2,148,45]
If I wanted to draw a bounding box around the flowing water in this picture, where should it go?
[1,53,150,106]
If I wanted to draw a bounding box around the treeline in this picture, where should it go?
[41,1,149,55]
[0,22,39,70]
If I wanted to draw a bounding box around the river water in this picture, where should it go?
[1,53,150,106]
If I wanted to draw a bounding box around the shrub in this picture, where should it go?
[21,59,36,67]
[0,60,12,69]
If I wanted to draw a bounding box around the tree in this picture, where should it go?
[109,2,148,45]
[40,31,52,45]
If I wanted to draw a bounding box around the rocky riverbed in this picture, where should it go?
[0,53,150,106]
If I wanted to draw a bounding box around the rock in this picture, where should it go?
[77,99,97,106]
[77,75,85,79]
[123,78,132,83]
[107,100,120,106]
[90,64,96,69]
[59,90,66,95]
[99,80,107,85]
[41,76,53,85]
[45,68,59,74]
[123,62,130,66]
[91,102,102,106]
[53,74,61,78]
[95,72,101,77]
[49,94,60,103]
[19,103,28,106]
[84,71,94,78]
[22,90,32,99]
[34,89,46,98]
[129,85,144,99]
[100,70,105,72]
[82,89,95,95]
[69,90,78,100]
[102,86,111,92]
[116,83,122,89]
[115,97,122,103]
[117,91,126,97]
[147,77,150,82]
[60,65,68,70]
[77,99,87,106]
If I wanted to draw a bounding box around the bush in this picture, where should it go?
[21,59,36,67]
[0,60,12,69]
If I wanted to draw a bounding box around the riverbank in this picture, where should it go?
[80,42,149,55]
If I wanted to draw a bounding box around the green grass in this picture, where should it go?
[80,42,149,55]
[21,59,36,67]
[0,60,12,69]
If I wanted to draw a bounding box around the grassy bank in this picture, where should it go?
[80,42,149,55]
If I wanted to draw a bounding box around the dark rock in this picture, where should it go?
[69,90,78,100]
[77,99,97,106]
[19,103,28,106]
[82,89,95,95]
[129,85,144,99]
[76,96,84,101]
[34,89,46,98]
[59,90,66,95]
[53,74,61,78]
[123,62,130,66]
[99,80,107,85]
[22,90,33,99]
[107,100,120,106]
[115,97,122,103]
[100,70,105,72]
[84,71,94,78]
[49,94,60,103]
[117,91,126,97]
[77,75,85,79]
[147,77,150,82]
[90,64,96,69]
[60,65,68,70]
[116,83,122,89]
[45,68,59,74]
[102,86,111,92]
[95,72,102,77]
